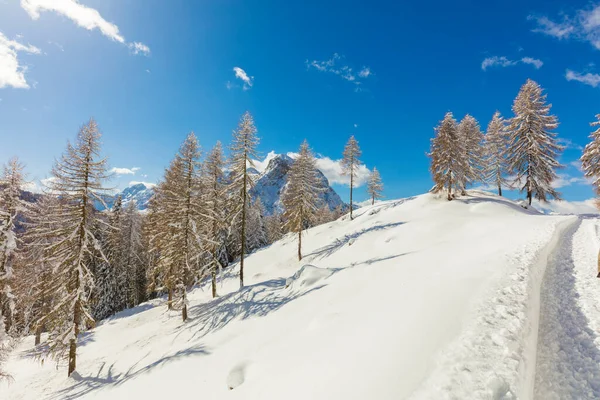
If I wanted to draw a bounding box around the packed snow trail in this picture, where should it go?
[534,218,600,399]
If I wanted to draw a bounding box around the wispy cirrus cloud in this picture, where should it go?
[306,53,374,91]
[20,0,150,55]
[529,5,600,50]
[0,32,41,89]
[565,69,600,87]
[481,55,543,71]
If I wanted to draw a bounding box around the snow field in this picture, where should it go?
[0,192,584,400]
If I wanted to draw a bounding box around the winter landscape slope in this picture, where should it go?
[2,191,600,399]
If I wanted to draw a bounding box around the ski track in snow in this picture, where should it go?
[534,218,600,399]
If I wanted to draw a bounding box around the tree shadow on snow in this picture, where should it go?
[306,222,405,260]
[49,343,210,400]
[179,278,327,343]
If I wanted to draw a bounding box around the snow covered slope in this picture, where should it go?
[2,191,591,399]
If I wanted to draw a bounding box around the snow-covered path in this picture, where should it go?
[534,218,600,399]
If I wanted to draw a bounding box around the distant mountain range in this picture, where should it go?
[100,154,348,214]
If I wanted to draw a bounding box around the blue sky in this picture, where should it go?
[1,0,600,203]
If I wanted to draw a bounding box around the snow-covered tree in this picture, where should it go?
[121,201,146,308]
[282,140,322,260]
[147,133,203,321]
[484,112,509,196]
[201,142,228,298]
[0,314,10,380]
[506,79,564,205]
[246,198,267,253]
[341,135,362,220]
[228,112,260,288]
[457,114,484,193]
[264,213,284,244]
[366,167,383,205]
[36,118,111,376]
[0,157,29,334]
[581,115,600,197]
[429,112,466,201]
[21,195,58,345]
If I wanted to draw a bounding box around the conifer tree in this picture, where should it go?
[21,195,57,345]
[484,112,509,196]
[282,140,322,260]
[229,112,259,288]
[201,142,228,298]
[36,118,111,376]
[341,136,362,220]
[429,112,466,201]
[121,200,146,308]
[0,157,29,334]
[246,198,267,253]
[264,213,284,244]
[366,167,383,205]
[150,133,203,321]
[506,79,563,205]
[457,115,484,194]
[581,115,600,197]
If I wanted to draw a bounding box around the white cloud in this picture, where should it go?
[233,66,253,90]
[521,57,544,69]
[111,166,140,176]
[353,123,358,128]
[130,42,150,56]
[557,138,584,150]
[21,0,150,55]
[532,198,599,215]
[48,40,64,52]
[566,69,600,87]
[0,32,41,89]
[528,15,575,39]
[529,5,600,50]
[128,180,155,188]
[306,53,373,89]
[358,67,371,78]
[551,173,589,188]
[481,55,543,71]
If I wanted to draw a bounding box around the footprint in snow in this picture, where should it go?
[227,362,248,390]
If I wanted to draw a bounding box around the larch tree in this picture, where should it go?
[282,140,322,261]
[581,114,600,197]
[341,135,362,220]
[457,114,484,194]
[366,167,383,205]
[20,195,58,346]
[246,198,267,253]
[37,118,111,376]
[506,79,563,205]
[120,200,146,308]
[201,142,228,298]
[228,111,259,288]
[151,133,203,321]
[0,157,30,335]
[484,112,509,196]
[429,112,466,201]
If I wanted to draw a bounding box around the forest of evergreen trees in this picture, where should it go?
[0,111,382,377]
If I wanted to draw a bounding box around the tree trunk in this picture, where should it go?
[211,270,217,298]
[371,195,374,206]
[240,165,247,288]
[447,174,453,201]
[35,324,42,346]
[528,190,532,206]
[298,230,302,261]
[168,289,173,310]
[68,299,81,377]
[182,304,187,322]
[498,185,502,197]
[349,172,354,220]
